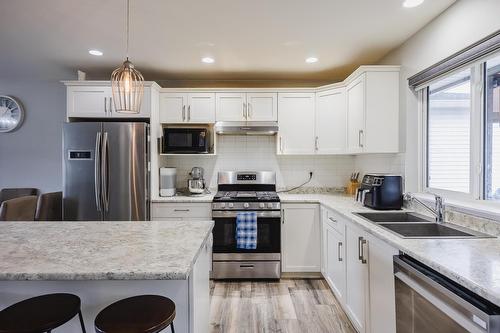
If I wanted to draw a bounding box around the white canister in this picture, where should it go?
[160,168,177,197]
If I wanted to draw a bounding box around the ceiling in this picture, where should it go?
[0,0,455,84]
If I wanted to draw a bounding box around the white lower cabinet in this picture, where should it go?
[281,204,321,272]
[151,203,211,221]
[321,207,346,302]
[319,205,398,333]
[366,233,398,333]
[345,223,369,333]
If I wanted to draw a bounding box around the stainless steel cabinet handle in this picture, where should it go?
[174,209,190,212]
[240,264,254,269]
[328,217,337,223]
[182,105,186,121]
[248,103,252,119]
[94,132,102,211]
[338,242,343,262]
[109,97,113,114]
[358,130,364,148]
[188,105,191,121]
[358,237,367,264]
[282,209,285,224]
[315,136,319,151]
[279,136,284,153]
[104,97,107,114]
[101,132,110,212]
[243,102,247,119]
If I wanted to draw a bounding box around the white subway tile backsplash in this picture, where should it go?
[159,136,356,190]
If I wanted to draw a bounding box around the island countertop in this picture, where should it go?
[0,220,214,281]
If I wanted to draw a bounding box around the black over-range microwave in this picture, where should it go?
[162,128,209,154]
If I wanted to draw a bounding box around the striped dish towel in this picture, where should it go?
[236,212,258,250]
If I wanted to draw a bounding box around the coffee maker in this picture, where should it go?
[188,167,206,194]
[356,174,403,210]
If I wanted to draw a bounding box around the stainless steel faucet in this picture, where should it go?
[403,192,445,223]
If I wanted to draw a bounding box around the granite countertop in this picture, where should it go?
[0,220,214,281]
[152,192,215,203]
[279,193,500,307]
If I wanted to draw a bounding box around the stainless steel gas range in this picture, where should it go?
[211,171,281,279]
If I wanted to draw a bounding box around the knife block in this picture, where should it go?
[346,180,360,196]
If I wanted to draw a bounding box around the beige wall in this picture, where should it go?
[378,0,500,191]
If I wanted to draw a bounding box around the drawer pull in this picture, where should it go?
[338,242,343,262]
[240,264,254,269]
[174,209,190,212]
[328,217,337,223]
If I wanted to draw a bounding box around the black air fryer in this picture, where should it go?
[356,174,403,210]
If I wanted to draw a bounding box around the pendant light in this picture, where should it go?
[111,0,144,114]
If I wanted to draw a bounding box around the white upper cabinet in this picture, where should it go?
[215,92,277,122]
[347,75,366,153]
[346,69,400,153]
[66,83,151,119]
[315,88,347,154]
[277,92,315,155]
[215,93,247,121]
[160,92,215,124]
[246,93,277,121]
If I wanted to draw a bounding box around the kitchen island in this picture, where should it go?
[0,220,213,333]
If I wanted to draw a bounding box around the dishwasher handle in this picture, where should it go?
[394,255,500,333]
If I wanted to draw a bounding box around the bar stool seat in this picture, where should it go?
[95,295,176,333]
[0,293,86,333]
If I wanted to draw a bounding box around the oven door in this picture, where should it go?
[212,210,281,256]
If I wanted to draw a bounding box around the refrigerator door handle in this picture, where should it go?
[94,132,102,211]
[101,132,110,212]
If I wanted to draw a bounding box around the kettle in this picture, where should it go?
[188,167,206,194]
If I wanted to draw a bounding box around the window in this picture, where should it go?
[422,52,500,202]
[427,69,471,194]
[485,55,500,201]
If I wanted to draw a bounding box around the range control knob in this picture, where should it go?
[243,203,250,208]
[220,203,226,208]
[259,203,265,208]
[267,203,273,208]
[228,203,234,208]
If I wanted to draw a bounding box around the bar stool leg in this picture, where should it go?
[171,322,175,333]
[78,310,87,333]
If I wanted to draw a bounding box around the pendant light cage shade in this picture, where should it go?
[111,59,144,114]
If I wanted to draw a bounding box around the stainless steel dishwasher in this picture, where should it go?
[394,255,500,333]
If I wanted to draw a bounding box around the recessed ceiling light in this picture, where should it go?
[201,57,215,64]
[403,0,424,8]
[89,49,103,56]
[305,57,318,64]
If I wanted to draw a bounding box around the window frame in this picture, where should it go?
[418,51,500,204]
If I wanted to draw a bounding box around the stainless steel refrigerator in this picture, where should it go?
[63,122,149,221]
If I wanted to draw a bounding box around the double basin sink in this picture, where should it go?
[353,212,494,239]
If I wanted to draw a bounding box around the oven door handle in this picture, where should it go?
[212,210,281,218]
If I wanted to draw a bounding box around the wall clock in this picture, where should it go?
[0,95,24,133]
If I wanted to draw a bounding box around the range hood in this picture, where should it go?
[214,121,279,136]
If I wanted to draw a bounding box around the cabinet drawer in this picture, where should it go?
[152,203,211,219]
[324,207,345,236]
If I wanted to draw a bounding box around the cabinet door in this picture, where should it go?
[159,93,187,123]
[215,93,246,121]
[316,88,347,154]
[345,223,369,333]
[326,224,346,303]
[67,86,109,118]
[187,93,215,123]
[366,233,398,333]
[277,93,315,155]
[246,93,277,121]
[282,204,320,272]
[346,75,366,153]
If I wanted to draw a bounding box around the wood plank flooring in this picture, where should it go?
[209,279,356,333]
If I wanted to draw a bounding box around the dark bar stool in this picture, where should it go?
[0,293,86,333]
[95,295,176,333]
